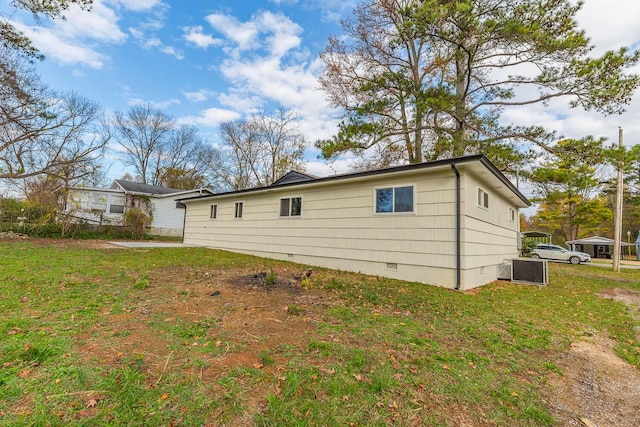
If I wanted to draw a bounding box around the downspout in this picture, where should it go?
[181,204,187,243]
[451,163,461,290]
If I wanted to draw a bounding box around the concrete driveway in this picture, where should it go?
[589,259,640,270]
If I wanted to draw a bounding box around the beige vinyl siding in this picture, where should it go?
[184,170,459,286]
[460,174,520,287]
[183,163,525,289]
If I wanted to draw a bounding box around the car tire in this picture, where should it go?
[569,256,580,265]
[531,254,540,259]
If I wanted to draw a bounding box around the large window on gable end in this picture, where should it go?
[234,202,243,219]
[375,185,414,214]
[280,197,302,217]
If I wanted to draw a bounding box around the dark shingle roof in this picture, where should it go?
[270,171,317,186]
[177,155,531,207]
[112,180,184,195]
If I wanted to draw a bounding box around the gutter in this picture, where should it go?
[451,163,461,290]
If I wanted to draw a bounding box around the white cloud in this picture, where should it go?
[201,11,336,142]
[12,21,106,68]
[8,0,129,69]
[183,89,215,103]
[205,13,259,52]
[305,158,354,177]
[109,0,164,12]
[218,91,264,113]
[258,11,302,57]
[130,30,162,49]
[128,97,181,109]
[183,26,222,49]
[218,55,337,140]
[160,46,184,60]
[129,27,182,59]
[179,108,243,128]
[576,0,640,55]
[205,11,302,58]
[59,1,127,43]
[5,0,172,69]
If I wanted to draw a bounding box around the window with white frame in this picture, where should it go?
[280,197,302,217]
[108,195,125,214]
[210,204,218,219]
[234,202,243,219]
[508,207,516,222]
[477,188,489,209]
[90,193,107,212]
[375,185,414,214]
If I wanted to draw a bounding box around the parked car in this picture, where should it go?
[531,244,591,264]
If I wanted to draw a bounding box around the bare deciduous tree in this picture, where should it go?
[0,48,108,182]
[111,104,216,187]
[214,109,307,191]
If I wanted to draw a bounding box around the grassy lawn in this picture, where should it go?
[1,239,639,426]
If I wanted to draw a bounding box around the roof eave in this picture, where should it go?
[178,155,530,206]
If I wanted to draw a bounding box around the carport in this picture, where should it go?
[566,236,629,259]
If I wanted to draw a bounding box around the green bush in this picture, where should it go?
[520,237,539,257]
[124,208,152,239]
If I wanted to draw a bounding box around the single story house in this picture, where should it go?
[61,180,213,236]
[566,236,629,259]
[178,155,530,290]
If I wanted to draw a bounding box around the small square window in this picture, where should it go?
[394,186,414,212]
[280,197,302,217]
[234,202,243,219]
[290,197,302,216]
[375,188,393,213]
[210,204,217,219]
[478,188,489,209]
[375,185,414,214]
[109,204,124,214]
[280,198,290,217]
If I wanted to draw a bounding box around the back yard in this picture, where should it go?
[1,238,640,426]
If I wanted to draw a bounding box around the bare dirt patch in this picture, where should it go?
[543,288,640,427]
[76,264,335,383]
[544,338,640,427]
[599,288,640,307]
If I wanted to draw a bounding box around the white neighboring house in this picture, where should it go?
[61,180,213,237]
[178,155,530,290]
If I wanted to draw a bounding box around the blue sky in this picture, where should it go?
[4,0,640,184]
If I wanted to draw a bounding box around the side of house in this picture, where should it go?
[461,170,524,286]
[149,190,209,237]
[62,183,212,236]
[181,156,529,289]
[63,187,126,225]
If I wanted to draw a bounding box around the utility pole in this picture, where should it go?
[613,127,624,272]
